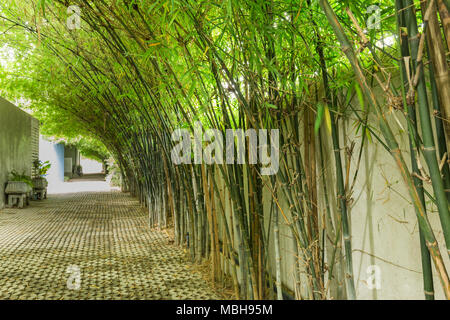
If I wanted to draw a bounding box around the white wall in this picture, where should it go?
[39,136,65,185]
[80,156,103,174]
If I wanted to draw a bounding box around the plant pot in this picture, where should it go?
[5,181,32,194]
[32,177,48,189]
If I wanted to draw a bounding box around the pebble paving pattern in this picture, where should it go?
[0,191,220,300]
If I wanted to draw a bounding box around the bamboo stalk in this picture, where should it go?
[273,191,283,300]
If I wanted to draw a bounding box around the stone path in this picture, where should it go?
[0,176,220,300]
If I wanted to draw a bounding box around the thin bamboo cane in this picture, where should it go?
[427,64,450,202]
[273,191,283,300]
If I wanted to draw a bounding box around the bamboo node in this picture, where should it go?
[425,240,438,248]
[388,96,404,111]
[406,90,415,106]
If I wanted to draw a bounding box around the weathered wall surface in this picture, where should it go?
[0,97,38,209]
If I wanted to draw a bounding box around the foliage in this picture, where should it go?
[9,170,33,187]
[33,159,51,177]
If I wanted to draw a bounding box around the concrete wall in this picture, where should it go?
[0,97,38,209]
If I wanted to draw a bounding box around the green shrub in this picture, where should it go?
[33,160,51,177]
[9,170,33,187]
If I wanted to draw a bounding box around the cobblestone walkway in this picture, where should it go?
[0,183,219,300]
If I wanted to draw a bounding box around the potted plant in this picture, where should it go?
[74,164,83,177]
[5,170,33,194]
[5,170,33,208]
[32,160,51,189]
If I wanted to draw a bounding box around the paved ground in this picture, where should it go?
[0,175,219,300]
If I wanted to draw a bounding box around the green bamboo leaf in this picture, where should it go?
[345,80,355,106]
[366,127,373,143]
[314,103,325,134]
[324,104,332,134]
[355,82,365,111]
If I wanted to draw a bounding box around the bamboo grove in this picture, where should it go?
[0,0,449,299]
